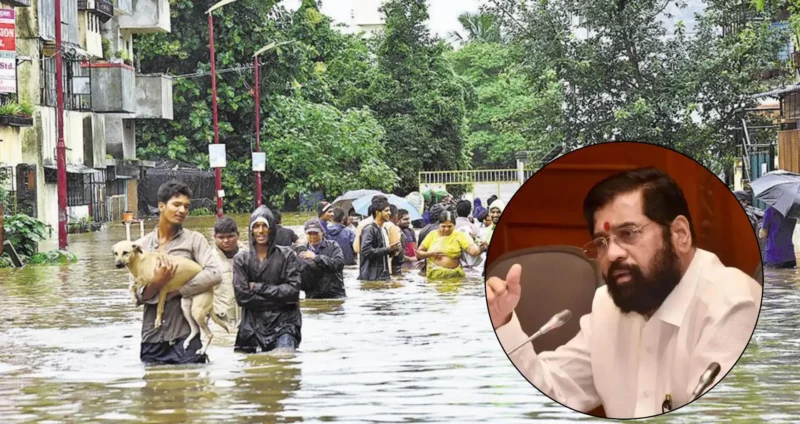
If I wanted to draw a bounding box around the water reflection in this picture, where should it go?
[0,216,791,422]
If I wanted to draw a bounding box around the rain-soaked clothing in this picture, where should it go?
[326,222,356,266]
[233,206,303,353]
[358,222,392,281]
[296,239,346,299]
[420,230,474,280]
[134,226,223,364]
[762,207,797,268]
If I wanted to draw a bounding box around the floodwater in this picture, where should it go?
[0,215,791,423]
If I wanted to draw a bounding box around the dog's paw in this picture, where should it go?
[183,339,192,350]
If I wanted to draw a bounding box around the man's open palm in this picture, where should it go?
[487,264,522,329]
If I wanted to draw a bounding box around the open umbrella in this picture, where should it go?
[352,193,423,221]
[330,189,383,213]
[750,170,800,219]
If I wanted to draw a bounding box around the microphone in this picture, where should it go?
[690,362,721,401]
[506,309,572,355]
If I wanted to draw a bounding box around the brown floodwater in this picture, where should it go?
[0,215,792,422]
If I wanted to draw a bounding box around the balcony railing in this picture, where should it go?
[41,56,92,112]
[78,0,114,23]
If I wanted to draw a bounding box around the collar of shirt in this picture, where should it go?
[651,248,705,327]
[146,225,185,250]
[307,241,322,254]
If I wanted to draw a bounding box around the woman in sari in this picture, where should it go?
[417,211,487,280]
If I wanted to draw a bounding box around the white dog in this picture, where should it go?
[113,240,229,355]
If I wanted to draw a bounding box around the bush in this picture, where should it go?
[189,207,214,216]
[3,214,51,257]
[29,250,78,265]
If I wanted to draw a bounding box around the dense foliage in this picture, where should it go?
[134,0,791,209]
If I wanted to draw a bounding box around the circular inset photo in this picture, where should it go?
[484,142,763,419]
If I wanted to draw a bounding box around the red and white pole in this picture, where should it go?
[55,0,68,249]
[254,55,262,208]
[209,13,223,218]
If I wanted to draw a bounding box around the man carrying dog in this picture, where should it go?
[233,205,303,353]
[134,181,223,365]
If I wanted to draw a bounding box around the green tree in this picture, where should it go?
[487,0,790,174]
[368,0,475,192]
[135,0,394,210]
[448,42,563,168]
[450,12,503,43]
[261,96,397,204]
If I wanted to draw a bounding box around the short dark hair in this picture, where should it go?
[214,216,239,235]
[439,210,456,224]
[390,204,398,216]
[274,209,283,224]
[333,207,346,223]
[317,201,330,217]
[583,167,696,244]
[398,208,409,220]
[456,200,471,217]
[157,181,192,205]
[371,196,389,218]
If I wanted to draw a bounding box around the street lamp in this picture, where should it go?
[206,0,241,218]
[252,40,294,209]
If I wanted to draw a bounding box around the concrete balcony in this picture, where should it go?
[5,0,31,7]
[118,0,170,34]
[114,0,132,15]
[86,62,136,113]
[78,0,114,23]
[134,74,173,119]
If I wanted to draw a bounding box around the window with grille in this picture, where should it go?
[40,55,92,111]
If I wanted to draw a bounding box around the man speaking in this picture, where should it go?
[487,168,762,419]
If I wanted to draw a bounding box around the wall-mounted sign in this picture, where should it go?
[209,144,226,168]
[0,9,16,94]
[252,152,266,171]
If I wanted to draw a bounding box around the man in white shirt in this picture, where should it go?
[487,167,762,419]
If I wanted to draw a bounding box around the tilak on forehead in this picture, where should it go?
[603,221,611,231]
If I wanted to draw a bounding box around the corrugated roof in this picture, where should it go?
[751,84,800,98]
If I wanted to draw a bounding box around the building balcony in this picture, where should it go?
[114,0,132,16]
[85,62,135,113]
[118,0,170,34]
[134,74,173,119]
[5,0,31,7]
[78,0,114,23]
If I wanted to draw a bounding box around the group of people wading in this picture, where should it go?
[132,182,506,364]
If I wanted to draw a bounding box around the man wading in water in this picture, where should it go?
[233,205,303,353]
[134,181,223,364]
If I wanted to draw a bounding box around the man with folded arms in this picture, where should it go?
[487,168,761,419]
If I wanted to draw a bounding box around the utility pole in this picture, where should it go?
[55,0,68,249]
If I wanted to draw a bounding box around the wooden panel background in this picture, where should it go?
[487,142,762,288]
[778,129,800,174]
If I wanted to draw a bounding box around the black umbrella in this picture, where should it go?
[750,170,800,219]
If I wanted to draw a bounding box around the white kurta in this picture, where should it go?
[496,249,762,419]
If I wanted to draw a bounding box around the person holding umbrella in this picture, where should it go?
[749,170,800,269]
[760,206,797,269]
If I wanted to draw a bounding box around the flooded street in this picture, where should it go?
[0,215,792,423]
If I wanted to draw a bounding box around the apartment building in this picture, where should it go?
[0,0,173,233]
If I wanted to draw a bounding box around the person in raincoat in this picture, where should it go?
[417,210,487,280]
[760,206,797,269]
[295,218,346,299]
[358,196,402,280]
[233,205,303,353]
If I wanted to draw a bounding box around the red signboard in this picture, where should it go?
[0,9,14,53]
